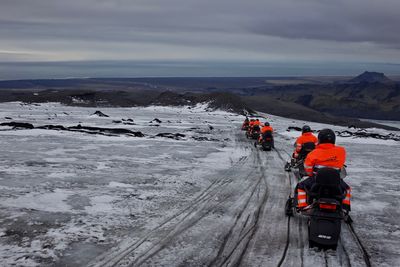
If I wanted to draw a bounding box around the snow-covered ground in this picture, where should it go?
[0,102,399,266]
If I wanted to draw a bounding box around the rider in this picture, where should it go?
[242,117,249,130]
[250,119,261,136]
[292,125,318,159]
[260,122,273,134]
[295,129,351,211]
[259,122,274,146]
[249,119,255,129]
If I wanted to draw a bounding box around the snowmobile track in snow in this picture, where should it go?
[273,148,293,267]
[89,149,253,267]
[346,222,371,267]
[90,135,373,267]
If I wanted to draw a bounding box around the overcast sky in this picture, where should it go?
[1,0,400,78]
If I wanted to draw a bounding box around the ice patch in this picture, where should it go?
[108,181,134,188]
[85,195,122,215]
[1,189,74,213]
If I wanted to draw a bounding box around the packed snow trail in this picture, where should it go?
[89,133,371,267]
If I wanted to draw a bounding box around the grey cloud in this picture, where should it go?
[0,0,400,64]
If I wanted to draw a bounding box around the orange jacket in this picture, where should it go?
[304,143,346,176]
[295,132,318,152]
[261,126,273,134]
[249,121,255,127]
[254,120,261,126]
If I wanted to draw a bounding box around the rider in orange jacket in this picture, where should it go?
[258,122,274,146]
[293,125,318,159]
[295,129,351,211]
[260,122,273,134]
[249,119,255,128]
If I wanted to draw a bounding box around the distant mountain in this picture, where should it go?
[348,71,392,84]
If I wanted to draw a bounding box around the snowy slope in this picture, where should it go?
[0,102,399,266]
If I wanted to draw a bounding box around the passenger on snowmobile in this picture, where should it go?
[246,119,256,138]
[294,129,351,211]
[250,124,261,139]
[286,125,318,172]
[249,119,255,129]
[293,125,317,159]
[254,119,261,126]
[242,117,250,130]
[258,122,273,141]
[258,122,274,149]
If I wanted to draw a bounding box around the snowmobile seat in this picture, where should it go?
[262,130,273,140]
[308,168,344,202]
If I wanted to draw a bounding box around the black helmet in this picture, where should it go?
[264,122,270,126]
[302,125,311,133]
[256,119,259,121]
[318,128,336,144]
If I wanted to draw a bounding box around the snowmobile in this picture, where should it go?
[250,125,261,140]
[285,168,348,250]
[259,131,274,151]
[245,127,252,139]
[285,142,316,174]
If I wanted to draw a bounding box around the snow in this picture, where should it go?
[2,189,74,213]
[108,182,134,188]
[0,102,399,266]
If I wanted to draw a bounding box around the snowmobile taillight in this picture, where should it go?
[319,203,337,210]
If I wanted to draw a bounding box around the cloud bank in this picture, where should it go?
[0,0,399,77]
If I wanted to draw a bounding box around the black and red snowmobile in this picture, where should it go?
[285,142,316,175]
[285,168,349,250]
[250,125,261,140]
[258,131,274,151]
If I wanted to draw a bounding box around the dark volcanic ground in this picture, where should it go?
[0,74,399,130]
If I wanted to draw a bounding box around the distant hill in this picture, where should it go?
[348,71,392,84]
[0,74,398,129]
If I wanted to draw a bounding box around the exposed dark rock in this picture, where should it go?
[156,133,186,140]
[0,122,34,129]
[336,130,399,141]
[68,125,144,137]
[36,125,67,131]
[91,111,109,117]
[287,125,399,141]
[150,118,162,123]
[208,125,214,130]
[192,136,220,142]
[287,126,302,132]
[4,117,12,120]
[112,120,122,123]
